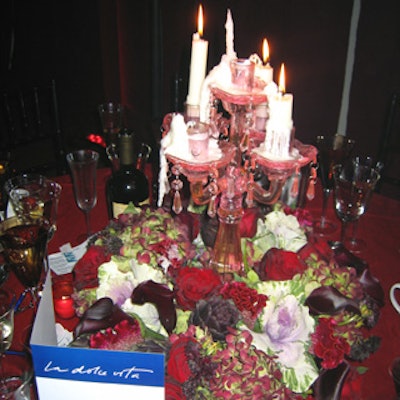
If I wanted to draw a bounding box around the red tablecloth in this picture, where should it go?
[6,168,400,399]
[307,183,400,400]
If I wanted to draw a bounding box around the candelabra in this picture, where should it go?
[163,60,316,278]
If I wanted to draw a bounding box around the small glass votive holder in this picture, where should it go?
[230,58,255,91]
[52,280,75,320]
[255,102,269,131]
[187,121,210,160]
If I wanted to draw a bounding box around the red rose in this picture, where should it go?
[259,248,307,281]
[240,207,261,238]
[298,234,333,263]
[165,377,186,400]
[73,245,111,290]
[167,337,196,383]
[174,267,222,310]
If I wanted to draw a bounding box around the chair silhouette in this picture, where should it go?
[0,79,67,177]
[376,92,400,199]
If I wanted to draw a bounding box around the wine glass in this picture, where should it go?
[333,162,380,251]
[4,174,62,241]
[313,134,355,235]
[0,216,50,308]
[98,102,123,146]
[66,150,99,240]
[345,156,383,252]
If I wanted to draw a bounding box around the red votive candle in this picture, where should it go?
[53,281,75,320]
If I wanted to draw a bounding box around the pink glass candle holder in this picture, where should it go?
[230,58,255,91]
[187,121,210,160]
[53,280,75,320]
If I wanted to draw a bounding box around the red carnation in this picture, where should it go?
[220,281,267,324]
[311,317,351,369]
[89,319,143,350]
[73,245,111,290]
[259,248,307,281]
[174,267,222,310]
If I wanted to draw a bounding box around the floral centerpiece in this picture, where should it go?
[67,204,383,399]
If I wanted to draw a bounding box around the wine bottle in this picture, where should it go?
[106,130,149,218]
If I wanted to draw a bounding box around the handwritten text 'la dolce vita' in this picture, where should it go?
[44,361,154,380]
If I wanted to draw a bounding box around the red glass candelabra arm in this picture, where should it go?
[248,178,285,206]
[189,179,218,205]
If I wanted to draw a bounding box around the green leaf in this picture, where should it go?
[356,366,368,374]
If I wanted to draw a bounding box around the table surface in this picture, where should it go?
[6,167,400,399]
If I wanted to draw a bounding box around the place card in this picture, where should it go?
[49,242,88,275]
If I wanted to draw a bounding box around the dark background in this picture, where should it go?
[1,0,399,167]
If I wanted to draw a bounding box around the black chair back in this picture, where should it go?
[0,79,67,177]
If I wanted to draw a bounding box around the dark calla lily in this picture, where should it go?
[306,286,360,316]
[73,297,136,339]
[131,280,177,334]
[313,361,350,400]
[329,241,368,275]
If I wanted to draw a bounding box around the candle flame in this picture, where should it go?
[198,5,204,36]
[279,63,286,94]
[262,38,270,64]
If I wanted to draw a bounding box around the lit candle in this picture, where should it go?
[264,63,294,158]
[53,280,75,320]
[256,38,273,85]
[186,5,209,107]
[275,63,293,125]
[255,38,273,130]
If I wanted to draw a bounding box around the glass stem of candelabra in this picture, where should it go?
[228,104,249,165]
[211,209,243,279]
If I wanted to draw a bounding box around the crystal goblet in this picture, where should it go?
[66,150,99,240]
[5,174,62,241]
[333,162,380,250]
[0,216,50,309]
[345,156,383,252]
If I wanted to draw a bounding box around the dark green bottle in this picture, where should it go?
[106,130,149,218]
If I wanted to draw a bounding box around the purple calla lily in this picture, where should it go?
[131,280,177,334]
